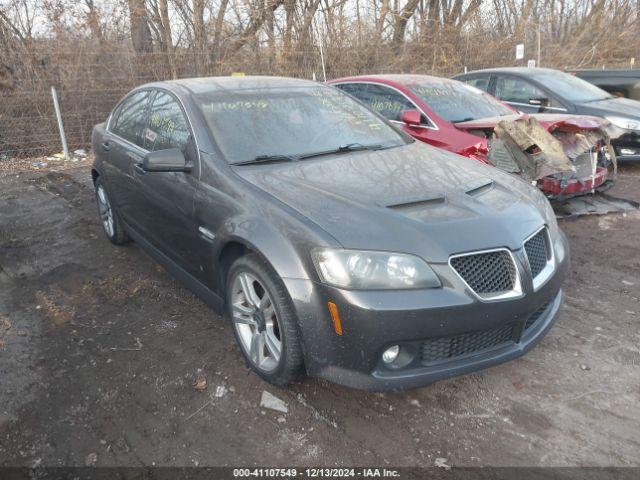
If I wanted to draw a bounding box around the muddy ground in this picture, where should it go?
[0,160,639,468]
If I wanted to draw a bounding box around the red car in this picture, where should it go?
[329,75,614,198]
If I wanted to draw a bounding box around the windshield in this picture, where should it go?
[195,86,407,164]
[532,70,613,103]
[410,81,513,123]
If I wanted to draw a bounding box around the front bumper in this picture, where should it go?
[284,231,569,391]
[538,166,608,197]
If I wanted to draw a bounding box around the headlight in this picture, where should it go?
[605,116,640,131]
[311,249,441,289]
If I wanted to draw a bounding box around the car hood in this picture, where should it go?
[581,96,640,119]
[454,113,608,132]
[234,142,547,263]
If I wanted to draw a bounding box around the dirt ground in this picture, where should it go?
[0,159,639,468]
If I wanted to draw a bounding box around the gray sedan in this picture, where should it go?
[91,76,568,390]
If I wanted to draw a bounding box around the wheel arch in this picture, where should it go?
[217,240,251,296]
[215,227,314,303]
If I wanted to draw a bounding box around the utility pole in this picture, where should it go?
[537,22,541,67]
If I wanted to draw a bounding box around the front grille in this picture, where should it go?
[450,250,516,295]
[524,229,549,278]
[524,298,553,330]
[421,324,515,365]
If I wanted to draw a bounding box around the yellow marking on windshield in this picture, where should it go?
[205,100,269,112]
[202,93,387,131]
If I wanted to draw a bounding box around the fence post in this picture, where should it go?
[51,86,70,161]
[318,41,327,83]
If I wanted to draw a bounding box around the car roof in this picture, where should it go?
[332,74,460,86]
[570,68,640,77]
[457,67,565,77]
[140,75,321,95]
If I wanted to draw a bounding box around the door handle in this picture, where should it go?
[101,141,111,151]
[133,163,146,175]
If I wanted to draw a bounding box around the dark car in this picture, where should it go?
[569,69,640,100]
[91,76,568,391]
[454,67,640,161]
[330,74,614,198]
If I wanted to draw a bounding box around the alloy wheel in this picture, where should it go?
[231,272,282,372]
[96,185,114,238]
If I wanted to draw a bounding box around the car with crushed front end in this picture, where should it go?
[330,74,614,199]
[91,76,568,391]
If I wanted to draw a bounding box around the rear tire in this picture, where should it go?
[226,253,304,386]
[94,177,130,245]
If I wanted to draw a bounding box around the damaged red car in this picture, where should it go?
[330,75,616,198]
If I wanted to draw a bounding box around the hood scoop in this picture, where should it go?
[383,193,446,210]
[465,178,494,197]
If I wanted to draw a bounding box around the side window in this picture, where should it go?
[110,90,151,147]
[464,76,490,93]
[494,76,546,104]
[334,83,367,98]
[357,84,418,122]
[144,91,191,152]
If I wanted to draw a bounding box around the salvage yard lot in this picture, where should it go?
[0,161,639,467]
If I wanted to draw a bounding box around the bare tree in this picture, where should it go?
[225,0,285,57]
[83,0,103,43]
[2,0,640,158]
[212,0,230,64]
[391,0,421,50]
[127,0,153,54]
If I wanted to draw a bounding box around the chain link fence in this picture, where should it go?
[0,43,635,160]
[0,48,330,159]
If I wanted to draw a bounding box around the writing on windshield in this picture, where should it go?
[198,87,404,163]
[411,82,513,122]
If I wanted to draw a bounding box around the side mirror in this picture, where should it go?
[142,148,190,173]
[400,109,422,127]
[528,97,549,112]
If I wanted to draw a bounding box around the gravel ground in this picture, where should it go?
[0,160,639,468]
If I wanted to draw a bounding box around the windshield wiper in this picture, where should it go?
[298,143,391,160]
[451,117,475,123]
[232,154,299,166]
[584,96,614,103]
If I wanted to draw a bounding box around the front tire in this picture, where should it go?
[226,254,304,386]
[94,177,129,245]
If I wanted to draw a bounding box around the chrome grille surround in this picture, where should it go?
[449,225,557,301]
[524,226,555,291]
[449,248,523,302]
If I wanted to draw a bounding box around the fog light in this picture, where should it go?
[382,345,400,364]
